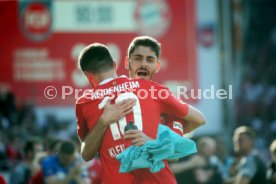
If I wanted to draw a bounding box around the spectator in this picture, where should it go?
[42,140,90,184]
[9,137,44,184]
[171,136,223,184]
[226,126,267,184]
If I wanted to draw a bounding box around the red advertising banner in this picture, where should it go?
[0,0,197,106]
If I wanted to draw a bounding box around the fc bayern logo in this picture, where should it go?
[134,0,171,38]
[19,1,52,42]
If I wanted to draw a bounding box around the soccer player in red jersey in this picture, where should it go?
[76,43,205,183]
[98,36,198,145]
[124,36,196,137]
[119,36,192,183]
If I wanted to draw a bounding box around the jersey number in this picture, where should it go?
[98,92,143,140]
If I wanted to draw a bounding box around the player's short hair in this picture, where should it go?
[58,140,76,155]
[78,43,114,73]
[233,126,256,140]
[128,36,161,58]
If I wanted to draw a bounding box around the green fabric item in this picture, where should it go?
[116,124,197,173]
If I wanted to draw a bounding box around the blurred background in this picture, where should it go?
[0,0,275,183]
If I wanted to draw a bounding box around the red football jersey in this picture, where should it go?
[76,76,189,184]
[162,115,185,136]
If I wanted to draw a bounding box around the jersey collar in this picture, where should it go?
[99,75,127,85]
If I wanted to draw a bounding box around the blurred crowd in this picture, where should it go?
[235,0,276,166]
[170,128,276,184]
[0,85,102,184]
[235,37,276,164]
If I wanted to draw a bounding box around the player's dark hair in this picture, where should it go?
[59,140,76,155]
[128,36,161,58]
[78,43,114,73]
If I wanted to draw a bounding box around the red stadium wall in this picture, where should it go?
[0,0,197,106]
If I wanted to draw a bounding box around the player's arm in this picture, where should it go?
[182,104,205,134]
[79,98,136,161]
[124,104,206,146]
[158,86,205,133]
[80,117,109,161]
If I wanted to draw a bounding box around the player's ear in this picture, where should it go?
[113,60,118,71]
[155,60,161,73]
[125,56,130,70]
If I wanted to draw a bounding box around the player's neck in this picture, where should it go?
[98,70,118,82]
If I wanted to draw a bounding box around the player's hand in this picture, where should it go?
[100,96,136,125]
[124,129,152,146]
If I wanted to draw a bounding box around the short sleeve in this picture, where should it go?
[155,84,189,118]
[76,103,89,141]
